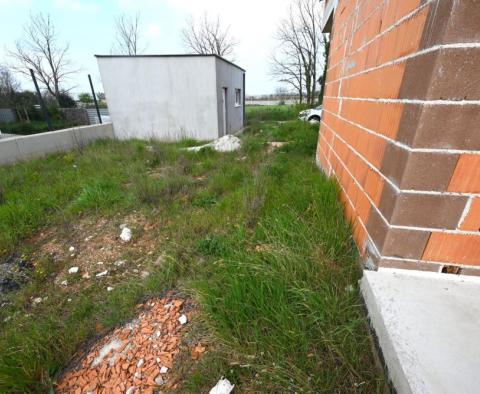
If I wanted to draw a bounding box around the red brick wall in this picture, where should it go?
[317,0,480,274]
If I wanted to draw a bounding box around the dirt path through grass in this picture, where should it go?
[0,106,385,393]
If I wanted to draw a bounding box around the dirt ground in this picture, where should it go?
[14,214,217,393]
[28,213,162,294]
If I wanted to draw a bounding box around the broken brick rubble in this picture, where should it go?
[56,297,190,393]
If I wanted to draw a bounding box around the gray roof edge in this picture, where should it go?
[321,0,338,32]
[94,53,246,72]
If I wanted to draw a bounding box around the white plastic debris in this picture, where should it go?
[107,287,114,292]
[137,359,145,368]
[209,378,235,394]
[68,267,79,274]
[155,375,165,385]
[61,280,68,286]
[126,387,135,394]
[96,270,108,278]
[33,297,43,304]
[186,135,241,153]
[114,260,126,267]
[178,314,188,325]
[120,227,132,242]
[69,246,75,252]
[160,366,169,374]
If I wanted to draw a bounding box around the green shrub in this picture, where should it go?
[0,120,80,135]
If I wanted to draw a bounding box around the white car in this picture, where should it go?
[299,106,322,123]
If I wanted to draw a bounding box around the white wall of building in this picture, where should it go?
[97,56,219,141]
[215,58,245,136]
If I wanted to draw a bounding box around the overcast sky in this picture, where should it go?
[0,0,297,97]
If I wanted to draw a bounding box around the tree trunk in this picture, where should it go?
[319,38,330,105]
[24,107,30,122]
[305,71,312,105]
[16,108,23,122]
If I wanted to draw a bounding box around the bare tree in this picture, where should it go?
[113,13,144,55]
[0,65,20,101]
[8,13,76,103]
[182,13,237,59]
[271,0,329,105]
[271,50,304,103]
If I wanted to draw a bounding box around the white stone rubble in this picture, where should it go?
[96,270,108,278]
[178,314,188,325]
[186,135,241,153]
[120,227,132,242]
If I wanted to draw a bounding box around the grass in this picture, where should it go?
[245,104,308,123]
[0,106,384,392]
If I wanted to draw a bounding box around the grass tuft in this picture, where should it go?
[70,179,124,213]
[197,235,228,257]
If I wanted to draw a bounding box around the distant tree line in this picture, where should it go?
[2,3,329,120]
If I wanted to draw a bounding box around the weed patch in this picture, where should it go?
[192,190,218,208]
[197,235,228,257]
[70,179,125,213]
[0,105,383,392]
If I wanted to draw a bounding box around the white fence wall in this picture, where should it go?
[0,108,17,123]
[0,123,114,166]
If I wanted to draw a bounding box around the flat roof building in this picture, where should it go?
[96,54,245,141]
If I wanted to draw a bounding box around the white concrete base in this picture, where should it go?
[361,268,480,394]
[0,123,114,166]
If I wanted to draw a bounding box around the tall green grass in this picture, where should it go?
[0,106,383,392]
[246,104,308,123]
[189,125,381,392]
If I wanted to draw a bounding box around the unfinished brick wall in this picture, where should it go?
[317,0,480,273]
